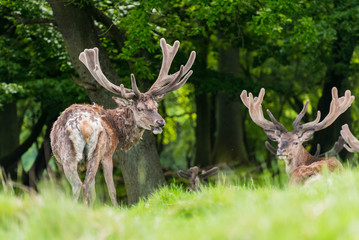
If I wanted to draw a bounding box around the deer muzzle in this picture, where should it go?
[151,119,166,135]
[277,148,288,159]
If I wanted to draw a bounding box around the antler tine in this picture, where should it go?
[300,87,354,133]
[79,47,136,99]
[341,124,359,153]
[317,136,345,158]
[241,88,287,132]
[265,141,277,155]
[149,38,196,97]
[266,109,287,132]
[314,144,321,157]
[130,74,141,98]
[333,136,345,153]
[293,100,309,131]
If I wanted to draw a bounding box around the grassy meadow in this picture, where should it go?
[1,168,359,240]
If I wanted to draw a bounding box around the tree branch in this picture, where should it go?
[12,14,57,25]
[71,75,98,91]
[87,6,125,49]
[0,113,47,171]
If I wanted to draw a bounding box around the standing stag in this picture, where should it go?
[50,39,196,206]
[241,87,354,185]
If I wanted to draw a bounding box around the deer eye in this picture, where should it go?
[293,142,299,145]
[137,107,144,112]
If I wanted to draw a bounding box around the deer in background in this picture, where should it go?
[340,124,359,153]
[50,39,196,206]
[177,166,219,191]
[241,87,354,185]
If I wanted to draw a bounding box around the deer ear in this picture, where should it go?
[200,167,219,179]
[112,96,133,107]
[299,130,315,142]
[177,170,191,180]
[264,129,281,142]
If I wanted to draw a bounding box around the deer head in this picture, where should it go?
[241,88,354,174]
[79,39,196,135]
[177,166,219,191]
[265,136,345,158]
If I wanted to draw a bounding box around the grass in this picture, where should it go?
[1,169,359,239]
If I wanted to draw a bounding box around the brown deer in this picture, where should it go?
[50,38,196,206]
[177,166,219,191]
[340,124,359,153]
[241,87,354,185]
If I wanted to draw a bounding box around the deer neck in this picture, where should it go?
[107,107,145,151]
[285,145,317,175]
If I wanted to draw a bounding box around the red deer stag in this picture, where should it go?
[340,124,359,153]
[50,39,196,206]
[240,87,354,185]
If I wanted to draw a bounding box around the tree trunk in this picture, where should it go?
[193,38,212,167]
[0,102,19,173]
[212,47,249,165]
[194,93,212,167]
[47,0,165,204]
[118,131,165,205]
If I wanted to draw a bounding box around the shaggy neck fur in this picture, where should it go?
[106,107,145,151]
[285,145,322,175]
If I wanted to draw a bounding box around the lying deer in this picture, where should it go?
[177,166,219,191]
[50,39,196,206]
[340,124,359,153]
[241,87,354,185]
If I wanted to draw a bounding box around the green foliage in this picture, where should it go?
[0,83,26,109]
[161,85,196,169]
[3,170,359,239]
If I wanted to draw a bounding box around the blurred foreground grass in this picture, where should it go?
[1,169,359,240]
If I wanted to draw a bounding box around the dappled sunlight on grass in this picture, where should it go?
[1,169,359,239]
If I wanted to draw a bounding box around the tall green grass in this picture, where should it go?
[1,169,359,239]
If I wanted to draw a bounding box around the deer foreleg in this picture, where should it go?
[83,157,101,206]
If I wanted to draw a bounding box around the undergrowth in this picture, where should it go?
[1,168,359,239]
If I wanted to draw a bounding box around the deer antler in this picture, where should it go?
[317,136,345,157]
[341,124,359,152]
[79,47,140,99]
[240,88,287,132]
[294,88,354,135]
[148,38,196,97]
[265,141,277,155]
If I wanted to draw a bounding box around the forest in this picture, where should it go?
[1,0,359,239]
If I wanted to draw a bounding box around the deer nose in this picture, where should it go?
[156,119,165,127]
[277,148,285,155]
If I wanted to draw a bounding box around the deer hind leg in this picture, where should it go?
[83,155,101,206]
[102,157,118,207]
[62,159,82,201]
